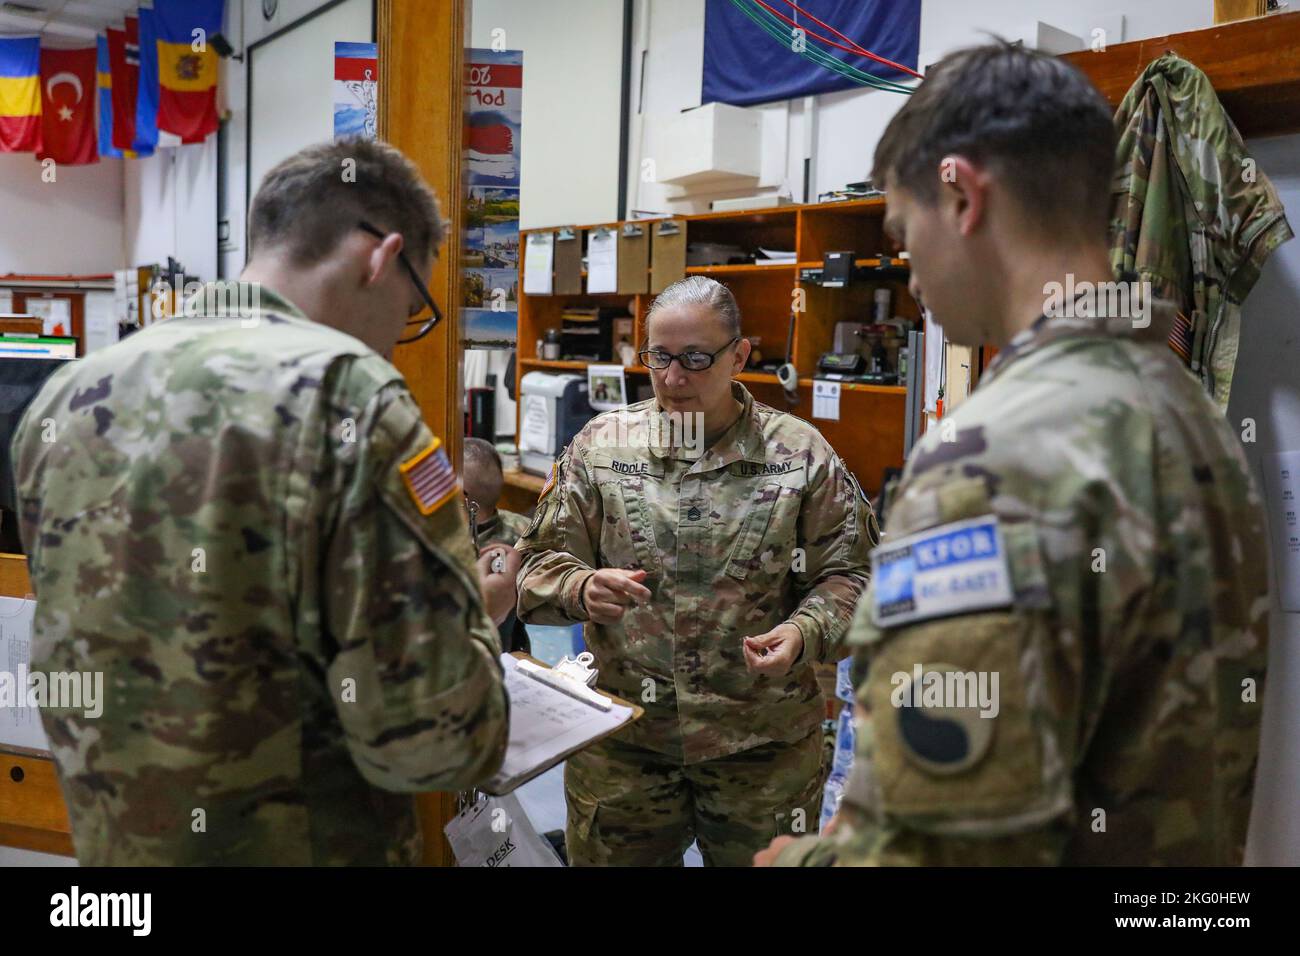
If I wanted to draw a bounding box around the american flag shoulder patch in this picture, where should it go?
[399,437,460,515]
[538,460,558,500]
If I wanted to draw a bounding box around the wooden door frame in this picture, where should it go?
[377,0,470,867]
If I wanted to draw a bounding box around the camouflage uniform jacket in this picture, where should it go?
[1110,53,1292,410]
[515,382,874,764]
[477,508,531,548]
[11,283,508,866]
[778,303,1268,865]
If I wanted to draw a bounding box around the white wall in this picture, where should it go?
[123,140,219,281]
[470,0,625,230]
[0,154,124,275]
[1231,133,1300,867]
[217,0,373,277]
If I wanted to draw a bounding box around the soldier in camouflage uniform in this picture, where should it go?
[463,436,532,548]
[11,140,513,865]
[464,436,532,653]
[516,276,875,866]
[765,42,1268,867]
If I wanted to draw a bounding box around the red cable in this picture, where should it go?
[757,0,923,79]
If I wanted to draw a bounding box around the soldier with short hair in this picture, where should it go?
[515,275,876,866]
[759,41,1270,868]
[463,436,531,548]
[12,139,514,866]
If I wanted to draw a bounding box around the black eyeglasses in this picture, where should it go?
[357,220,443,344]
[639,337,739,371]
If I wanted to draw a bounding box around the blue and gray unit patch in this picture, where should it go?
[872,515,1013,627]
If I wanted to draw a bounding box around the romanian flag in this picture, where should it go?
[0,36,42,153]
[97,36,125,158]
[156,0,224,143]
[134,5,160,153]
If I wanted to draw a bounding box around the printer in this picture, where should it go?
[518,371,593,475]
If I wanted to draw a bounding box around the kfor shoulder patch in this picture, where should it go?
[399,436,459,515]
[872,515,1013,627]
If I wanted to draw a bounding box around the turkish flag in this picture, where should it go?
[38,47,98,165]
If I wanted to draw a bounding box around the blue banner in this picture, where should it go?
[134,6,159,153]
[703,0,920,107]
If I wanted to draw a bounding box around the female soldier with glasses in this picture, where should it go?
[515,275,876,866]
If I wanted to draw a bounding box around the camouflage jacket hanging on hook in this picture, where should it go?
[1109,53,1292,411]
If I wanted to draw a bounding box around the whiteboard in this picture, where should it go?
[247,0,373,208]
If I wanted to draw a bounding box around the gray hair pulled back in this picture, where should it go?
[645,276,742,340]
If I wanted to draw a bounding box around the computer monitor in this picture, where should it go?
[0,335,78,517]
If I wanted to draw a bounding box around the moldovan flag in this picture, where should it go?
[38,47,98,166]
[156,0,224,143]
[0,37,42,153]
[108,17,146,153]
[96,35,126,158]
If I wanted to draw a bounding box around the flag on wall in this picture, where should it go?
[134,6,161,153]
[702,0,921,107]
[38,46,98,166]
[96,35,126,159]
[155,0,224,143]
[0,36,42,153]
[108,17,147,153]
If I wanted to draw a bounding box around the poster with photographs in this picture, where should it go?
[334,42,378,140]
[464,49,522,348]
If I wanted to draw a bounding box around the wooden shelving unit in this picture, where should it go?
[1061,10,1300,139]
[514,198,916,501]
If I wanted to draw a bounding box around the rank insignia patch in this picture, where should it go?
[400,437,459,515]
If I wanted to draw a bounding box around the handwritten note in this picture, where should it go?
[483,654,634,793]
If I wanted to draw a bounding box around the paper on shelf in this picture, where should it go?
[587,229,618,294]
[523,231,554,295]
[0,596,49,751]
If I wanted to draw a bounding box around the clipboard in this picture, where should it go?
[650,219,687,293]
[553,227,582,295]
[479,652,644,796]
[617,222,650,295]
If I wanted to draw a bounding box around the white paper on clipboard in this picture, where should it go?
[523,232,555,295]
[586,229,618,294]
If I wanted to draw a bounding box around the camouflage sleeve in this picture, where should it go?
[514,439,604,625]
[787,449,876,664]
[323,384,508,793]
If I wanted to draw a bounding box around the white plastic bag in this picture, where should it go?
[444,792,564,867]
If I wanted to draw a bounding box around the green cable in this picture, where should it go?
[741,0,915,94]
[730,0,915,93]
[727,0,915,95]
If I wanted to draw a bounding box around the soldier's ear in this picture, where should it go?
[362,231,405,288]
[733,336,752,373]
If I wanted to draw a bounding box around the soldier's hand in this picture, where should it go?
[581,568,651,625]
[743,623,804,676]
[477,547,522,626]
[753,835,797,867]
